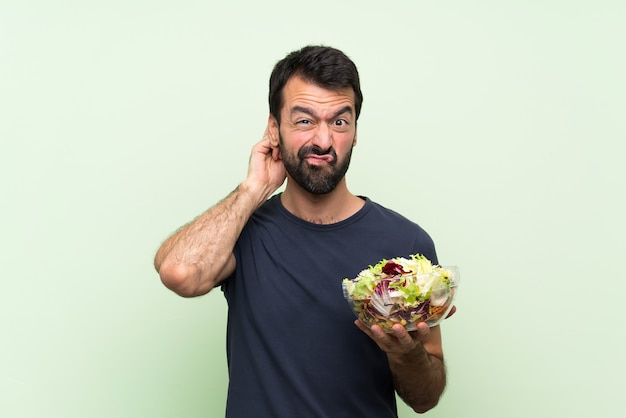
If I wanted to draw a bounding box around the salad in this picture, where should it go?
[342,254,458,331]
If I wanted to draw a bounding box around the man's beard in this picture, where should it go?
[279,133,354,195]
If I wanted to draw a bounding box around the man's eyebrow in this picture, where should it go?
[290,105,316,118]
[290,105,354,119]
[331,105,354,119]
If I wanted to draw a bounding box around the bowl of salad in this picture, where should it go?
[342,254,459,332]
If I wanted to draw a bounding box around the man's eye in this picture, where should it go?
[334,119,348,126]
[297,119,311,125]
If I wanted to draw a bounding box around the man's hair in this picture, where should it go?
[268,45,363,124]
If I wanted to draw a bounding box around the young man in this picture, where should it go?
[155,45,450,417]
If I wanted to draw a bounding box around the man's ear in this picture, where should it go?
[267,115,280,147]
[353,131,358,147]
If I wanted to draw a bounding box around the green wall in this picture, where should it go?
[2,1,624,417]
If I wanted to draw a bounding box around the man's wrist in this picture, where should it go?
[387,344,430,367]
[237,179,272,210]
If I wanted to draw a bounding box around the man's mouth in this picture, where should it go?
[305,154,334,165]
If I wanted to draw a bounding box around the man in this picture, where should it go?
[155,45,450,417]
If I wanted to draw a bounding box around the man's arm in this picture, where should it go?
[154,183,264,296]
[154,128,286,297]
[354,321,447,413]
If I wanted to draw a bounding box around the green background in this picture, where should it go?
[2,1,624,417]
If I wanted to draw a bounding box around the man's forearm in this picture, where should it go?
[154,182,267,297]
[387,346,446,413]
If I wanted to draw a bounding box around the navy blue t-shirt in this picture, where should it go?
[221,195,437,418]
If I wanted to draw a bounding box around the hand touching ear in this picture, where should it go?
[244,124,286,199]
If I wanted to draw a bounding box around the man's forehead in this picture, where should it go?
[282,76,355,111]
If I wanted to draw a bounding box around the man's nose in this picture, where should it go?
[311,123,332,151]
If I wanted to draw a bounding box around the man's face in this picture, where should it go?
[275,76,357,195]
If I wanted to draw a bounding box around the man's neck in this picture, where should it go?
[280,180,364,225]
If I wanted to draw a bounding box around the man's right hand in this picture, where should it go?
[242,125,286,206]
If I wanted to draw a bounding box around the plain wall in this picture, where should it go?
[2,1,625,417]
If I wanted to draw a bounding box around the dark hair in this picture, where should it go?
[268,45,363,124]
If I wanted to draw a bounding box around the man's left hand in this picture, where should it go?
[354,320,429,355]
[354,305,456,355]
